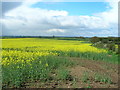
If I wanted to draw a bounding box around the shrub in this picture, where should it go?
[90,36,100,44]
[107,44,115,51]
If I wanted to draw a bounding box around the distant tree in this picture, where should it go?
[53,35,55,38]
[90,36,100,44]
[79,36,85,39]
[108,37,116,42]
[38,36,42,38]
[101,38,108,43]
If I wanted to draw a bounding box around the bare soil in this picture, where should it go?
[24,57,118,88]
[68,57,118,88]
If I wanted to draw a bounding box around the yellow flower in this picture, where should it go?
[39,61,42,64]
[45,63,48,67]
[17,66,19,68]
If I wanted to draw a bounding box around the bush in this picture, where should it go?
[90,36,100,44]
[101,39,108,43]
[107,44,115,51]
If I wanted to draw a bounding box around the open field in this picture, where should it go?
[1,38,118,88]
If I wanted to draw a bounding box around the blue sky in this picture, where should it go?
[31,2,110,16]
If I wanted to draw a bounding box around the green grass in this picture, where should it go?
[59,50,118,64]
[81,72,112,84]
[86,85,92,88]
[57,68,71,80]
[94,73,112,84]
[2,56,74,88]
[81,71,89,83]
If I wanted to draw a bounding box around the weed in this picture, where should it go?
[81,71,89,83]
[86,85,92,88]
[72,78,78,88]
[57,69,71,80]
[94,73,112,84]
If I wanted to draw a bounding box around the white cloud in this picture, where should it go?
[2,0,118,37]
[95,0,118,24]
[47,29,65,33]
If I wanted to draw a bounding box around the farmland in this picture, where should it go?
[1,38,118,88]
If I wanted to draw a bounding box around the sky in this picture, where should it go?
[31,2,109,16]
[1,0,119,37]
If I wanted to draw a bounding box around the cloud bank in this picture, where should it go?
[1,0,118,37]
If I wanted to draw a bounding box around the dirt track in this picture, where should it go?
[69,57,118,88]
[25,57,118,88]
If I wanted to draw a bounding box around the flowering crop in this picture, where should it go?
[1,38,118,88]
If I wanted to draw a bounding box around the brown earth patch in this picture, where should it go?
[68,57,118,88]
[23,56,118,88]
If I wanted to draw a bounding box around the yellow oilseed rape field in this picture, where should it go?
[1,38,118,88]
